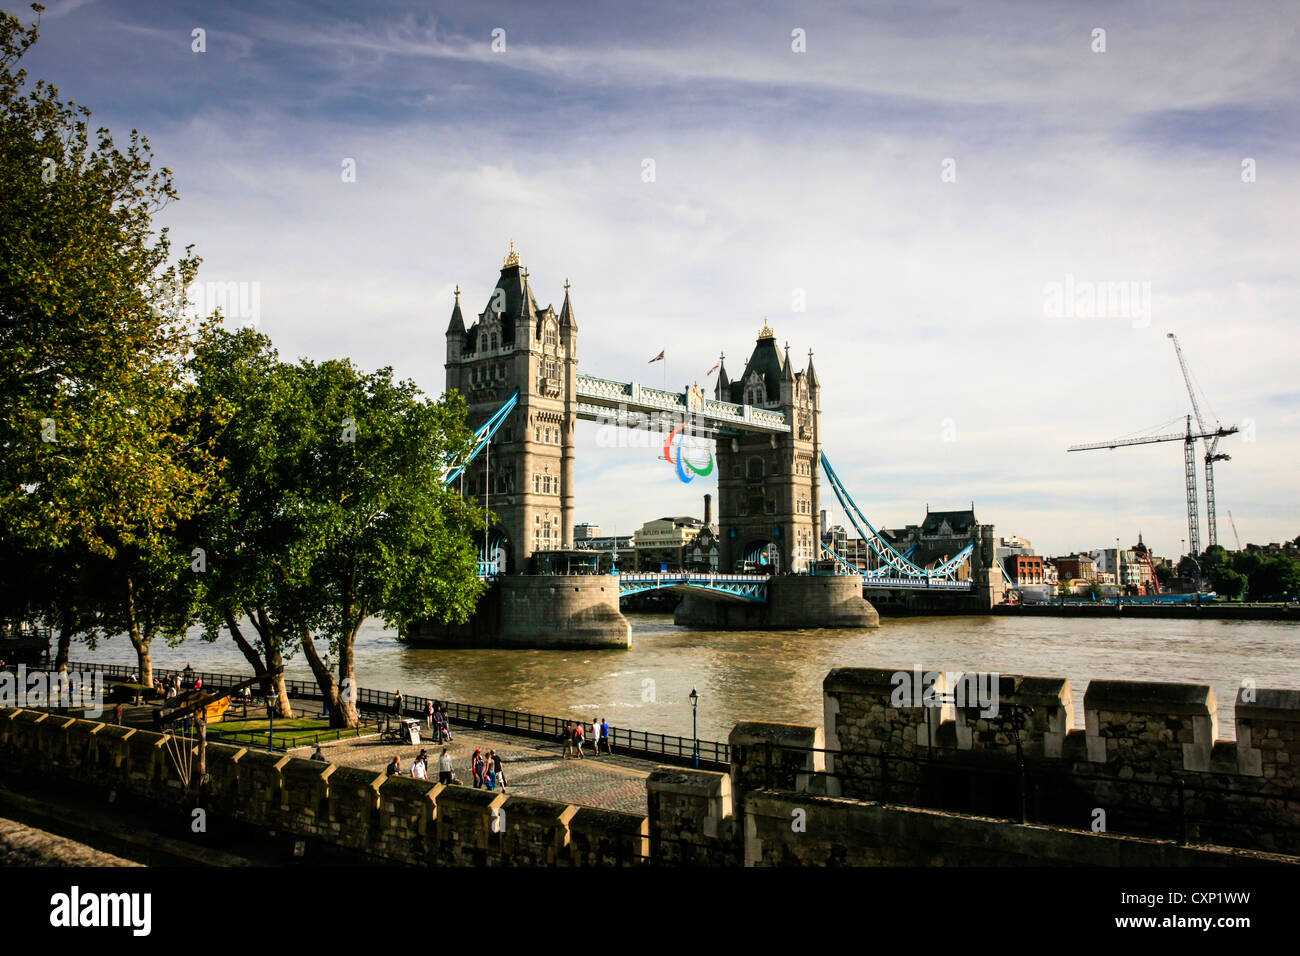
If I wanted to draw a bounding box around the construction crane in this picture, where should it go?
[1228,510,1243,551]
[1067,416,1239,556]
[1167,333,1233,549]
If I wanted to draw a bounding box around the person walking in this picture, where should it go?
[574,721,585,759]
[310,745,327,762]
[561,723,573,759]
[600,717,612,754]
[491,750,506,791]
[471,748,485,787]
[386,755,402,777]
[394,690,404,718]
[424,700,434,732]
[410,753,428,780]
[438,748,453,784]
[590,718,601,756]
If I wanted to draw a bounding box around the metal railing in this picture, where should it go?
[62,660,729,767]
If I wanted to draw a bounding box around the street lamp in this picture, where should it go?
[688,686,700,768]
[267,687,278,752]
[182,663,195,689]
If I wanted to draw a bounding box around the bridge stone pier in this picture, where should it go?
[675,574,879,630]
[411,245,878,649]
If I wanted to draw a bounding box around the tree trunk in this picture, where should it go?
[266,643,293,719]
[334,612,363,730]
[300,629,351,728]
[229,610,294,718]
[226,611,267,689]
[125,578,153,687]
[54,602,74,674]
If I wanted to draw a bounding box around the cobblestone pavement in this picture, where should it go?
[302,724,658,815]
[0,815,141,867]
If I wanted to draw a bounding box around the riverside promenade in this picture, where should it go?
[57,661,724,816]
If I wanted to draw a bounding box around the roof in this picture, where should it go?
[727,333,785,404]
[455,261,544,354]
[920,509,977,536]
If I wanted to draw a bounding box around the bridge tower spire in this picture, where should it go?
[714,321,821,572]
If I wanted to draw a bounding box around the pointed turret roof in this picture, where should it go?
[559,278,577,330]
[805,349,818,387]
[727,320,784,404]
[715,354,729,400]
[782,342,795,383]
[478,242,540,346]
[446,285,465,335]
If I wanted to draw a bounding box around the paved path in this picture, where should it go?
[303,724,659,815]
[0,815,141,867]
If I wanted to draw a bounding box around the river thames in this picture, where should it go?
[66,613,1300,744]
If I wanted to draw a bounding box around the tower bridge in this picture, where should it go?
[408,245,1003,648]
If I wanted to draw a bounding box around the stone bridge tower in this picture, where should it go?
[445,243,577,572]
[713,321,821,573]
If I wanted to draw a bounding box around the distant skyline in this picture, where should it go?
[23,0,1300,558]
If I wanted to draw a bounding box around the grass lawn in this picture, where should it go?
[206,717,364,748]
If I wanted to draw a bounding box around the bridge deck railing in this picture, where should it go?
[61,660,730,768]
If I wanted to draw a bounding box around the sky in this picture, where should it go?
[19,0,1300,559]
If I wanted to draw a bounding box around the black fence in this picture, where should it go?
[63,660,729,768]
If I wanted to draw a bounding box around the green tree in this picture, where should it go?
[191,328,302,715]
[294,359,486,728]
[1,6,217,679]
[1211,566,1247,600]
[1248,556,1300,602]
[192,335,485,728]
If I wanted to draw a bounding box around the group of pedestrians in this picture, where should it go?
[423,700,453,743]
[561,717,612,759]
[381,746,463,786]
[470,748,506,790]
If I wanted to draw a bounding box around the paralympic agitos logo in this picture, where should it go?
[663,424,714,483]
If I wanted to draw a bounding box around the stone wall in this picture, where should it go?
[822,666,1300,854]
[0,708,647,866]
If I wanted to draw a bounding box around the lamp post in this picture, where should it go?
[182,663,195,690]
[267,687,278,752]
[689,686,700,768]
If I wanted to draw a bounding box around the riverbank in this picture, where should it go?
[993,603,1300,621]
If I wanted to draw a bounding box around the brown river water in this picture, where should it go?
[66,614,1300,744]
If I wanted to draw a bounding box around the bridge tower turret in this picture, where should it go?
[444,243,576,571]
[714,320,821,573]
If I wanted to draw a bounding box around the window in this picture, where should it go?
[747,457,764,480]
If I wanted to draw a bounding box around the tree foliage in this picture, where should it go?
[192,329,486,727]
[0,7,219,679]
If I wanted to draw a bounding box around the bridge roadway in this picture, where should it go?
[574,373,791,435]
[475,565,974,594]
